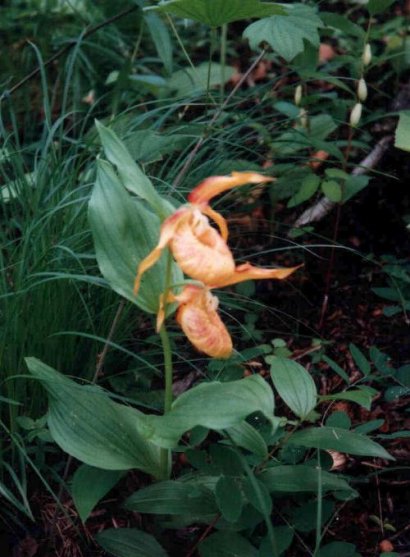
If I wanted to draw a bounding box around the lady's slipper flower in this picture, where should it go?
[171,285,233,359]
[134,172,274,293]
[158,262,297,359]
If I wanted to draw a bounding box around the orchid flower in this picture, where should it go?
[134,172,286,293]
[133,171,300,359]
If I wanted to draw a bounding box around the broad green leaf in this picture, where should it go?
[367,0,395,15]
[124,480,217,517]
[154,0,285,27]
[349,343,371,376]
[88,160,183,314]
[96,528,168,557]
[259,465,355,494]
[343,175,370,202]
[320,12,365,38]
[242,477,272,515]
[143,375,275,448]
[199,532,258,557]
[317,541,357,557]
[166,62,235,98]
[320,387,376,411]
[291,500,334,533]
[225,420,268,459]
[95,121,166,216]
[71,465,123,523]
[269,357,317,419]
[244,4,323,62]
[394,111,410,153]
[215,476,243,522]
[288,427,394,460]
[26,358,163,477]
[326,411,351,430]
[145,13,173,75]
[287,174,320,208]
[259,526,294,557]
[322,180,342,202]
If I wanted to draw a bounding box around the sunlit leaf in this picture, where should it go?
[244,4,323,61]
[153,0,285,27]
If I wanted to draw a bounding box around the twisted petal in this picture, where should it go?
[210,262,302,289]
[133,207,191,295]
[171,209,235,284]
[174,286,233,359]
[188,171,273,206]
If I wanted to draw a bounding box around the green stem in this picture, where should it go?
[160,325,173,414]
[159,324,173,479]
[158,252,174,479]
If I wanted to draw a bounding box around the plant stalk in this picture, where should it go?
[159,324,173,479]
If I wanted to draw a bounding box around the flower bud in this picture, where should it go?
[362,43,372,66]
[350,102,363,127]
[357,78,368,101]
[294,84,303,106]
[299,108,308,128]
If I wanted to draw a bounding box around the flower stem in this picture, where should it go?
[160,324,173,414]
[159,324,173,479]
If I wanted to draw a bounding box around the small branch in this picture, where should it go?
[171,49,267,191]
[291,135,393,231]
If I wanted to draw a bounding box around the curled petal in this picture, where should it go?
[188,171,273,206]
[210,262,302,289]
[134,207,190,295]
[170,210,235,284]
[174,286,233,359]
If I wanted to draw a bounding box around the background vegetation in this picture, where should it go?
[0,0,409,556]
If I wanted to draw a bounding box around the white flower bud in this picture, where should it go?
[294,84,303,106]
[350,102,363,127]
[362,43,372,66]
[357,78,368,101]
[299,108,308,128]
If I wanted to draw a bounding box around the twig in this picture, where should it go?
[171,49,267,191]
[291,135,393,230]
[0,5,140,103]
[185,514,221,557]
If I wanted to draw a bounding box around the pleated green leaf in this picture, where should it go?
[259,465,355,495]
[153,0,285,28]
[143,375,275,448]
[71,465,124,522]
[124,479,218,517]
[288,427,394,460]
[88,160,183,314]
[26,358,163,477]
[269,357,317,419]
[95,120,167,217]
[96,528,168,557]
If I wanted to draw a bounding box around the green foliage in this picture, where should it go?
[26,358,163,477]
[269,356,317,419]
[71,465,124,522]
[395,111,410,152]
[154,0,285,27]
[1,0,407,554]
[244,4,323,61]
[96,528,168,557]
